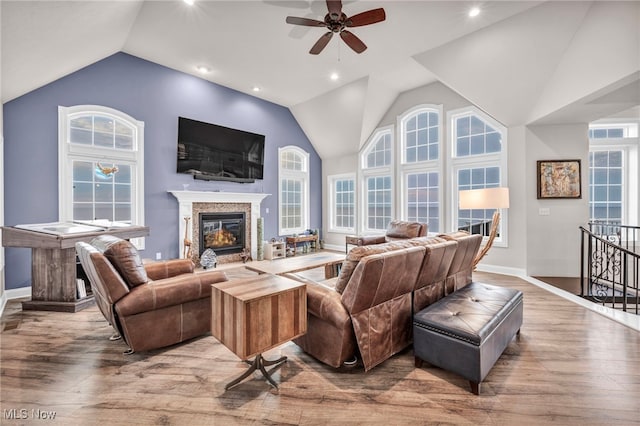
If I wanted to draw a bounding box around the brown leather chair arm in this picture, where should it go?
[115,270,227,317]
[305,282,351,330]
[357,235,387,246]
[144,259,195,280]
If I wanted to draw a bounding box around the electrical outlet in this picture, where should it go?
[155,252,162,260]
[539,208,550,216]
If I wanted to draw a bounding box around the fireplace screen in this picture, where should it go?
[199,212,245,255]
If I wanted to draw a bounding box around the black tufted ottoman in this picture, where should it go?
[413,282,523,395]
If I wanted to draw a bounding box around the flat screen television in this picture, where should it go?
[177,117,265,183]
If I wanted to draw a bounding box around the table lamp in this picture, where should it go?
[458,187,510,269]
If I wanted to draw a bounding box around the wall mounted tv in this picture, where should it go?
[177,117,265,183]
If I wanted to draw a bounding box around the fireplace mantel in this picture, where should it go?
[169,191,270,260]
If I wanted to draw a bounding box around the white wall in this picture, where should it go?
[524,124,590,276]
[322,153,358,250]
[322,80,592,278]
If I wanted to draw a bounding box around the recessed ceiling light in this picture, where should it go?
[252,86,261,92]
[469,7,481,17]
[183,0,194,5]
[196,66,210,74]
[330,72,339,81]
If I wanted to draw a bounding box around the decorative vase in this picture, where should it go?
[200,248,217,269]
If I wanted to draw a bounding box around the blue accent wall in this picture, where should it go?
[3,52,322,290]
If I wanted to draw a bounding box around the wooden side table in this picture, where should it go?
[211,274,307,389]
[285,234,318,256]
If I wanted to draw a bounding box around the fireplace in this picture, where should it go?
[199,212,246,256]
[169,191,269,263]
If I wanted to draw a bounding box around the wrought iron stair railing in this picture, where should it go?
[580,221,639,314]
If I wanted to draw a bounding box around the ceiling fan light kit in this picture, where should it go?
[286,0,386,55]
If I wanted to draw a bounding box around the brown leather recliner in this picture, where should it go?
[292,243,426,371]
[356,220,427,246]
[76,235,228,353]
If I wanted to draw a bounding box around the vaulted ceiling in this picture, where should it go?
[2,1,639,160]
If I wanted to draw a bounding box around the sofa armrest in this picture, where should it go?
[115,270,227,317]
[144,259,195,280]
[303,282,351,330]
[357,235,386,246]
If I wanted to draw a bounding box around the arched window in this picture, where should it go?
[58,105,145,247]
[278,146,309,235]
[360,127,393,231]
[399,105,441,232]
[450,107,507,244]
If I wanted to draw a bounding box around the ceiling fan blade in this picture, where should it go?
[346,8,386,27]
[340,30,367,54]
[310,32,333,55]
[326,0,342,18]
[286,16,326,27]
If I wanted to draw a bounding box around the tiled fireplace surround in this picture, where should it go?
[169,191,270,264]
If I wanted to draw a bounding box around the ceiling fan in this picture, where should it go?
[285,0,386,55]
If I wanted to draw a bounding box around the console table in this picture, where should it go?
[211,274,307,389]
[2,224,149,312]
[286,234,318,256]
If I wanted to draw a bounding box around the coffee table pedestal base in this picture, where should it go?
[225,353,287,390]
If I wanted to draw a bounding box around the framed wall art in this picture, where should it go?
[537,159,582,199]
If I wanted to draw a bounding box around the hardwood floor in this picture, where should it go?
[1,269,639,425]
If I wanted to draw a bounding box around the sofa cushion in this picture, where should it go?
[334,239,414,294]
[92,235,149,288]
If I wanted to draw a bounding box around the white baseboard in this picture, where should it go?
[323,243,345,253]
[476,263,526,278]
[0,286,30,318]
[5,286,31,300]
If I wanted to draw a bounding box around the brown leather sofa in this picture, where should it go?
[291,231,480,371]
[76,235,228,353]
[292,243,426,371]
[437,231,483,295]
[355,220,427,246]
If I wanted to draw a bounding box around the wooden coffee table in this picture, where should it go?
[211,274,307,389]
[244,251,345,277]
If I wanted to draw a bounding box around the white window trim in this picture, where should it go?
[327,173,356,234]
[589,137,640,226]
[589,123,638,138]
[278,146,309,235]
[58,105,145,248]
[448,106,508,247]
[359,126,394,234]
[397,105,443,229]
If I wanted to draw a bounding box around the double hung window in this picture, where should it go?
[588,123,639,225]
[278,146,309,235]
[450,108,507,242]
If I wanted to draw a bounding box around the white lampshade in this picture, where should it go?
[459,187,510,210]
